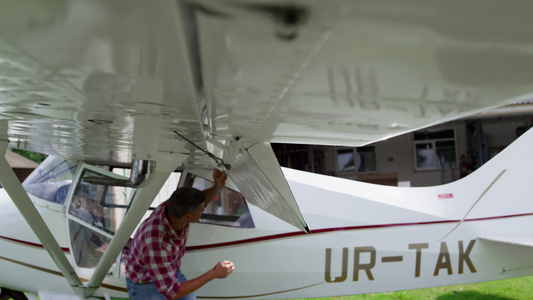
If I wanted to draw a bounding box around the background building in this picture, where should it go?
[273,102,533,187]
[4,149,39,182]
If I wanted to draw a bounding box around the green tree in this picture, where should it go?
[10,149,48,164]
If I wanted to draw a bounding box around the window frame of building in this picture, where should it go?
[413,128,458,171]
[336,145,377,174]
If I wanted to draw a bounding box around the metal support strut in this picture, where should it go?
[0,140,85,296]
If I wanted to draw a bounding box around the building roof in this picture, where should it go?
[467,100,533,119]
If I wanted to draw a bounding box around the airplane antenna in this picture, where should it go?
[173,130,231,170]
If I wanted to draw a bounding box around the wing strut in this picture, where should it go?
[0,140,85,296]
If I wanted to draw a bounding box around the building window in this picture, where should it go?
[414,129,457,170]
[337,148,355,173]
[336,145,377,173]
[357,146,377,172]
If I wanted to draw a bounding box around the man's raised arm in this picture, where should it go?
[202,168,227,205]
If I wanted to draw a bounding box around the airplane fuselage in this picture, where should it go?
[2,129,533,299]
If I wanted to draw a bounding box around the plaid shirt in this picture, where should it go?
[125,201,189,300]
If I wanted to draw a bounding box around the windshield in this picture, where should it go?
[22,156,78,205]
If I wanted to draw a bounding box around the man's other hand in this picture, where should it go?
[212,260,235,278]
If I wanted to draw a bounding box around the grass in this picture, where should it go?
[108,276,532,299]
[293,276,533,300]
[9,276,533,299]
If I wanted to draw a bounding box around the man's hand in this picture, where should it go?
[173,260,236,299]
[212,260,235,279]
[213,168,227,188]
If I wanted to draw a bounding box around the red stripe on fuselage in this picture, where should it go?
[186,212,533,251]
[0,235,70,252]
[3,213,533,252]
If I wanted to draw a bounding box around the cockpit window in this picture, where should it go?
[69,220,111,268]
[69,169,134,234]
[68,167,135,270]
[22,156,78,205]
[183,173,254,228]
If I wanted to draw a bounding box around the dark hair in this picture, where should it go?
[167,187,206,218]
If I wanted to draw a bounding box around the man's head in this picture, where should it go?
[168,187,206,221]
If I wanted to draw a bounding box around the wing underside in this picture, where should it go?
[1,1,533,165]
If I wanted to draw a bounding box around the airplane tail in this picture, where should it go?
[282,126,533,238]
[448,126,533,246]
[444,126,533,220]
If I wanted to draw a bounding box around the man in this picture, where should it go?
[125,169,235,300]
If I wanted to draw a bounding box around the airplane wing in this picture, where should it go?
[2,0,533,231]
[1,0,533,164]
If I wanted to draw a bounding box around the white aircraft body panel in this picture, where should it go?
[0,200,129,298]
[181,130,533,298]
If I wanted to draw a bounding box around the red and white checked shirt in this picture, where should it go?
[125,201,189,300]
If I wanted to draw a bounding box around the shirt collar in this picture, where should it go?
[161,201,187,240]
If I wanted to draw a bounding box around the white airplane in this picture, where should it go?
[1,0,533,299]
